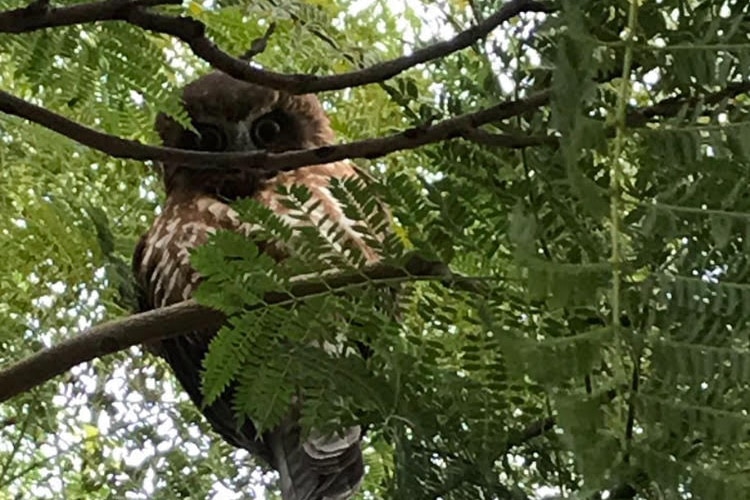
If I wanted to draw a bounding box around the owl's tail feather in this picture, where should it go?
[266,420,364,500]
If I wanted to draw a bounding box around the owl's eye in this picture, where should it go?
[251,112,284,148]
[194,123,228,152]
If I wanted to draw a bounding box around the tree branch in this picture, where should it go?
[4,78,746,172]
[626,81,750,126]
[0,301,221,404]
[431,415,557,498]
[433,387,631,496]
[0,87,553,171]
[506,415,556,448]
[0,256,460,404]
[0,0,177,32]
[0,417,17,429]
[0,0,553,93]
[239,22,276,61]
[463,128,559,148]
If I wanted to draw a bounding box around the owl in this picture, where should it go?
[132,72,384,500]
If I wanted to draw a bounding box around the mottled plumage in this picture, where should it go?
[133,72,382,500]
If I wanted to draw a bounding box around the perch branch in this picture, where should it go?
[0,256,462,403]
[0,0,553,93]
[0,301,221,404]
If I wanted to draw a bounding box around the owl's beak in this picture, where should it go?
[234,122,257,152]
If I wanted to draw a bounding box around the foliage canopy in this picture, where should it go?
[1,0,750,499]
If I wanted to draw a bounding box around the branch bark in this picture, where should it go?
[463,128,559,148]
[0,256,457,404]
[0,0,553,93]
[3,79,747,173]
[0,87,553,171]
[0,0,177,32]
[0,301,221,404]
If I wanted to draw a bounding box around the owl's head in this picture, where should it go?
[155,72,335,199]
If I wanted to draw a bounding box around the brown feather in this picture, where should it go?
[134,71,385,500]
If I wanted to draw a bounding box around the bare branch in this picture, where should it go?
[0,87,552,170]
[3,73,747,174]
[0,0,553,93]
[463,128,559,148]
[435,386,633,497]
[464,81,750,150]
[0,256,458,404]
[4,78,746,173]
[0,301,221,404]
[0,0,177,32]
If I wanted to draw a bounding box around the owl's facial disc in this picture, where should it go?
[181,109,295,154]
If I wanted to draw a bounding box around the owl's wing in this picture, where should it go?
[133,174,375,500]
[132,230,276,463]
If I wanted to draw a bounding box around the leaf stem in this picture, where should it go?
[610,0,639,336]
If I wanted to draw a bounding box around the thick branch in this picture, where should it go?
[0,0,177,32]
[4,78,747,171]
[0,257,455,404]
[0,0,553,93]
[0,301,221,404]
[0,87,552,170]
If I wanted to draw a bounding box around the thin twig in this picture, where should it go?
[0,0,553,93]
[240,22,276,61]
[626,81,750,127]
[0,404,34,485]
[435,386,628,496]
[506,415,556,448]
[433,416,556,497]
[0,417,17,429]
